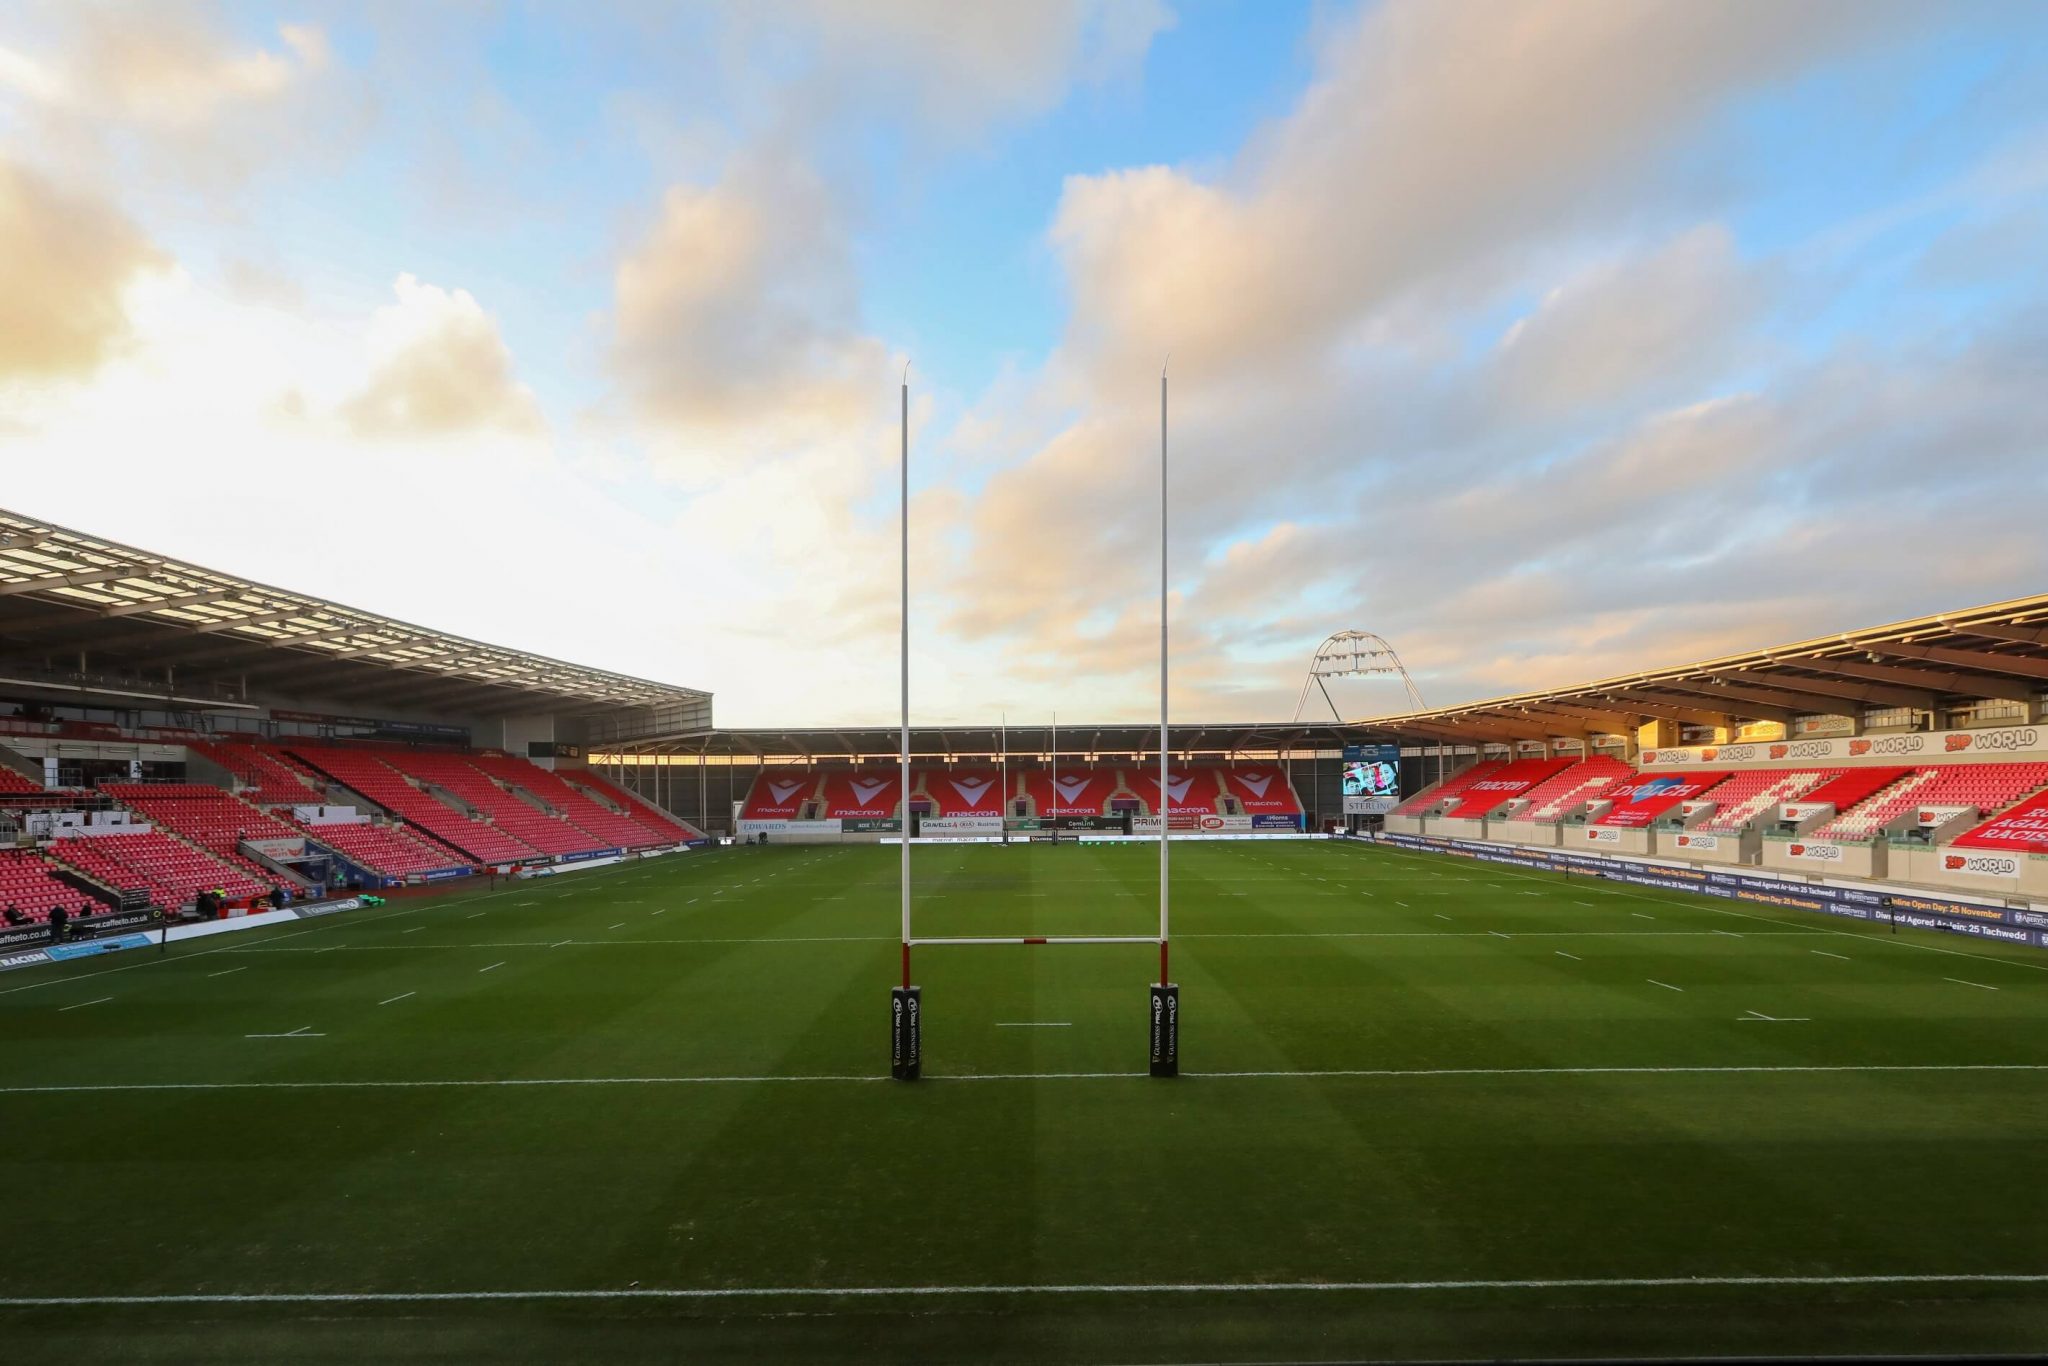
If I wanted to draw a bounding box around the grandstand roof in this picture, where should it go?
[0,507,709,719]
[1358,593,2048,746]
[606,720,1367,759]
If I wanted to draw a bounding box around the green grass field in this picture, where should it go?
[3,837,2047,1364]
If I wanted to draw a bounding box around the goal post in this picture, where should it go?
[891,362,1178,1081]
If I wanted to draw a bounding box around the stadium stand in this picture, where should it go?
[103,784,298,872]
[1216,765,1304,817]
[384,753,608,857]
[559,770,704,841]
[918,768,1006,815]
[1440,758,1575,818]
[818,771,903,820]
[467,755,671,849]
[1508,757,1636,821]
[1809,762,2048,841]
[1792,767,1918,820]
[187,739,326,806]
[287,746,543,865]
[0,766,41,794]
[48,830,265,908]
[1125,767,1228,815]
[1390,761,1505,816]
[1687,769,1844,835]
[1021,767,1122,818]
[0,848,98,922]
[1590,771,1734,828]
[303,820,473,880]
[741,770,820,820]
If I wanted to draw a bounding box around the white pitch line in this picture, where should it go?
[58,996,112,1012]
[1433,914,1450,921]
[207,967,245,978]
[467,912,486,919]
[1489,931,1511,940]
[1573,901,1594,907]
[1740,1011,1809,1023]
[608,922,627,930]
[1713,930,1742,939]
[1945,977,1999,991]
[1555,951,1581,961]
[10,1061,2045,1097]
[1632,913,1655,921]
[1647,979,1683,992]
[8,1271,2048,1306]
[245,1026,321,1039]
[479,962,504,973]
[1812,950,1850,961]
[379,992,415,1006]
[402,927,425,935]
[995,1022,1072,1028]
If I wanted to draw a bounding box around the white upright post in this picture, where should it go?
[1051,710,1058,837]
[1158,362,1169,984]
[909,368,917,978]
[893,366,919,1080]
[1151,359,1177,1078]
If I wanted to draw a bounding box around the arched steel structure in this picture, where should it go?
[1292,631,1427,722]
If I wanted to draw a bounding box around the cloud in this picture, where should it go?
[0,12,353,191]
[0,158,164,380]
[609,155,894,467]
[340,275,544,440]
[0,16,327,128]
[929,0,2048,723]
[714,0,1172,141]
[1492,226,1765,416]
[1049,0,1911,385]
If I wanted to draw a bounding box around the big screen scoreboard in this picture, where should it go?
[1342,743,1401,814]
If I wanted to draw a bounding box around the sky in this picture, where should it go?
[2,1,2046,729]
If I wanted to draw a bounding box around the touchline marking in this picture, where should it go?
[245,1026,322,1039]
[1647,979,1683,992]
[1741,1011,1810,1023]
[378,992,415,1006]
[58,996,112,1012]
[1489,931,1511,940]
[608,922,627,930]
[1812,950,1850,961]
[5,1271,2047,1307]
[402,928,425,935]
[467,912,486,920]
[1632,913,1655,921]
[1555,951,1581,961]
[1945,977,1999,991]
[479,962,504,973]
[8,1062,2045,1098]
[206,967,245,978]
[1433,914,1450,921]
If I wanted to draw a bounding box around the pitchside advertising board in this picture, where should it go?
[1379,833,2048,950]
[1342,744,1401,815]
[1641,723,2048,768]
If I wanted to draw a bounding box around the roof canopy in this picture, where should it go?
[1359,594,2048,746]
[0,507,708,720]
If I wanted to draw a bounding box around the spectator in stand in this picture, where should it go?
[270,884,291,910]
[3,904,23,926]
[48,903,68,942]
[196,889,218,918]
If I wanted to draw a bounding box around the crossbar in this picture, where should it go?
[908,935,1162,947]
